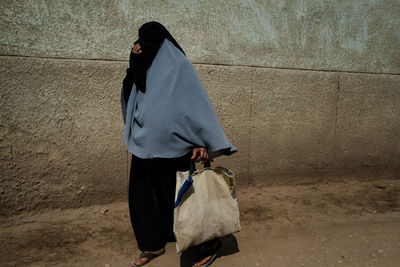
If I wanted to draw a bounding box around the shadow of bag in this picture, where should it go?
[173,160,241,253]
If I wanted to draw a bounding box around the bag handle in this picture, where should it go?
[204,160,211,168]
[175,159,212,209]
[191,147,212,171]
[189,159,211,175]
[189,159,196,175]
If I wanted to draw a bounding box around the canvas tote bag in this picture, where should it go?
[173,160,241,253]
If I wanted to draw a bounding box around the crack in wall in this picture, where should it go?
[248,68,255,183]
[1,54,399,76]
[333,74,341,160]
[126,150,129,194]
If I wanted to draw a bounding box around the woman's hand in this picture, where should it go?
[191,147,210,162]
[132,43,142,54]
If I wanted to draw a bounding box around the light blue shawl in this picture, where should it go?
[121,39,237,159]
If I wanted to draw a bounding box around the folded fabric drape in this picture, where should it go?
[121,39,237,159]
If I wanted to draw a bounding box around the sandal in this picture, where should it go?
[192,239,221,267]
[130,248,166,267]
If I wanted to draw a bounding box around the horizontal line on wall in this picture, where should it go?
[1,54,399,76]
[0,54,127,63]
[193,62,400,76]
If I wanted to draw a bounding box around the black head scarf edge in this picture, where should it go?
[123,21,185,97]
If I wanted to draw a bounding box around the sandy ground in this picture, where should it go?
[1,177,399,267]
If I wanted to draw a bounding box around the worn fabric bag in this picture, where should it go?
[173,161,241,253]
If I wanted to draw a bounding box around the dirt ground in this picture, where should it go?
[1,176,399,267]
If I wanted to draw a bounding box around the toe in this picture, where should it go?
[134,255,147,266]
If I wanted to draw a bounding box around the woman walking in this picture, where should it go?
[121,21,237,267]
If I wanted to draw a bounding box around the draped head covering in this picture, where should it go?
[121,22,237,159]
[123,21,185,98]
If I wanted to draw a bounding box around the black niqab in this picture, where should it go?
[123,21,185,98]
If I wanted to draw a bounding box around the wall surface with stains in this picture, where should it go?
[1,0,399,215]
[1,0,399,73]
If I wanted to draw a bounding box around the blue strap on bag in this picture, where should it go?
[174,160,196,208]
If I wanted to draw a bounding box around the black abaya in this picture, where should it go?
[128,152,191,251]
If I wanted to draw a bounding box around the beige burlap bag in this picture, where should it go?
[173,166,241,253]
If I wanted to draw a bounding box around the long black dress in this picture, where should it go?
[128,151,192,251]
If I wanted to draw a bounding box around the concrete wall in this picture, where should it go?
[2,0,399,73]
[1,0,399,215]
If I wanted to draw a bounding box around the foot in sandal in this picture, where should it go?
[130,247,165,266]
[192,239,221,267]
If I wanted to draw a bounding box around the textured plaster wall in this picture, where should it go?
[0,57,128,213]
[1,0,399,214]
[1,0,399,73]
